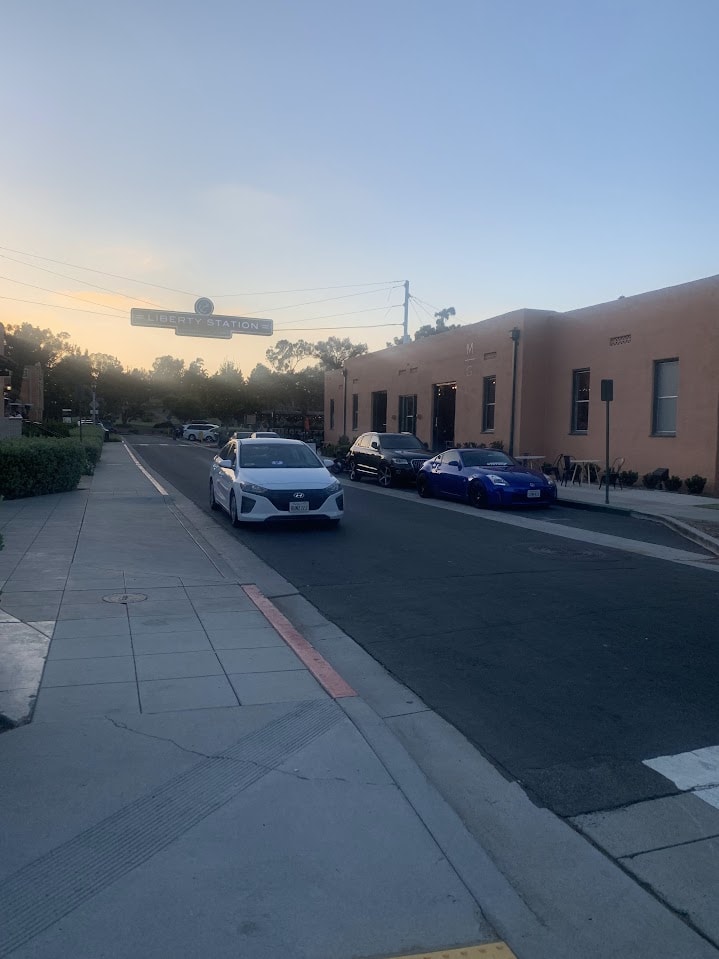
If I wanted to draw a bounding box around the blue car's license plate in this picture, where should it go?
[527,490,541,499]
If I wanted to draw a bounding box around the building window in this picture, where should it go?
[653,359,678,435]
[571,369,590,432]
[352,394,358,431]
[329,398,335,431]
[398,394,417,433]
[482,375,496,431]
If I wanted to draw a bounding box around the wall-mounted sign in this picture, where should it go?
[130,298,273,339]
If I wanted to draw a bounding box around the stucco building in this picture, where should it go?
[324,273,719,492]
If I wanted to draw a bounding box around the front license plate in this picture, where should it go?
[289,501,310,512]
[527,489,541,499]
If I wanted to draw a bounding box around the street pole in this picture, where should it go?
[600,379,614,505]
[342,367,347,438]
[508,328,520,457]
[403,281,410,343]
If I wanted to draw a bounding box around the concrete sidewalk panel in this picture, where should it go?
[42,655,136,686]
[135,650,224,681]
[138,674,239,713]
[228,669,327,704]
[208,624,285,649]
[52,618,130,639]
[130,630,213,655]
[128,613,202,634]
[47,635,134,660]
[33,681,140,722]
[216,645,305,674]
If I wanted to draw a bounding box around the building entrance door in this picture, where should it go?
[432,383,456,449]
[371,391,387,432]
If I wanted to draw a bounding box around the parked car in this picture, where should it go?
[250,431,280,438]
[416,448,557,507]
[348,432,433,487]
[209,437,343,525]
[183,422,219,441]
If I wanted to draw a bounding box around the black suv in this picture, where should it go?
[348,432,433,487]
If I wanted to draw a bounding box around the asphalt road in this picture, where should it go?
[129,437,719,817]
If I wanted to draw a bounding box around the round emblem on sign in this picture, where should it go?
[194,297,215,316]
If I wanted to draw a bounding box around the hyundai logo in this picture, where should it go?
[293,492,305,499]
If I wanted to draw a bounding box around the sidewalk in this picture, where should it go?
[1,443,718,959]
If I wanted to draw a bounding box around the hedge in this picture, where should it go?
[69,426,105,474]
[0,438,88,498]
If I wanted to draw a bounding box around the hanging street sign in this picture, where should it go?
[130,297,273,339]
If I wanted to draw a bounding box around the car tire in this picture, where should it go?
[209,481,219,511]
[349,460,361,482]
[187,433,196,442]
[468,481,487,509]
[378,464,393,488]
[204,435,215,443]
[229,492,241,527]
[417,474,431,498]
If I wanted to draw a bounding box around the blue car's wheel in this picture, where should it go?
[468,481,487,508]
[417,474,431,498]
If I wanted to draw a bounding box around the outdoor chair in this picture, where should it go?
[544,453,562,481]
[599,456,625,490]
[560,455,580,486]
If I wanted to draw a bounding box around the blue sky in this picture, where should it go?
[2,0,718,373]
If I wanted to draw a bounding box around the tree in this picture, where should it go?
[312,336,367,370]
[4,323,73,392]
[265,339,314,374]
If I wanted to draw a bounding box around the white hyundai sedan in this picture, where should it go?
[209,437,344,526]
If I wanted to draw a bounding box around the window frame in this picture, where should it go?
[398,394,417,433]
[571,368,591,434]
[329,397,335,431]
[482,375,496,432]
[351,393,359,431]
[652,358,679,436]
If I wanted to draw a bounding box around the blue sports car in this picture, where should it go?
[416,448,557,507]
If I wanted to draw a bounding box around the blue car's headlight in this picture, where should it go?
[543,474,556,486]
[486,473,509,487]
[239,481,269,495]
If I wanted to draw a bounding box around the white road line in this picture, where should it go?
[341,480,718,572]
[644,747,719,810]
[121,442,169,496]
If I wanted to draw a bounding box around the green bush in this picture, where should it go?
[0,438,87,498]
[69,427,104,474]
[489,440,505,450]
[620,470,638,487]
[642,472,661,490]
[685,474,707,495]
[41,421,72,437]
[665,475,683,492]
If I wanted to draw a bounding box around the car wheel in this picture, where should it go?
[349,460,361,482]
[229,492,241,527]
[204,435,215,443]
[468,481,487,509]
[417,474,431,498]
[209,481,219,511]
[187,433,196,442]
[377,464,393,488]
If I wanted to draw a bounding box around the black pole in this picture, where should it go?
[605,398,610,505]
[342,368,347,438]
[508,328,520,457]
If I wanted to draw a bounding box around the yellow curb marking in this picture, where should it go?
[380,943,518,959]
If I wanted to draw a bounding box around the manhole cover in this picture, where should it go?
[527,544,605,559]
[102,593,148,604]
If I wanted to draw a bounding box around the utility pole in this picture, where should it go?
[402,280,410,343]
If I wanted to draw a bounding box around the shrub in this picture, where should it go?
[0,438,87,498]
[619,470,638,487]
[69,426,104,474]
[489,440,504,450]
[642,472,661,490]
[42,421,72,437]
[685,474,707,495]
[665,475,683,492]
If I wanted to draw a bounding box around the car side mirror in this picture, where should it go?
[371,441,379,450]
[219,458,233,468]
[449,459,462,469]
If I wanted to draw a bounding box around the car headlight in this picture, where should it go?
[486,473,509,487]
[543,473,556,486]
[239,481,269,495]
[391,457,409,465]
[323,480,341,495]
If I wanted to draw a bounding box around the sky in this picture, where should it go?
[2,0,718,375]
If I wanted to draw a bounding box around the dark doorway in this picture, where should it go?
[432,383,456,449]
[371,391,387,432]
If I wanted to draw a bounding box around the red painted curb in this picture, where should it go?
[242,585,357,699]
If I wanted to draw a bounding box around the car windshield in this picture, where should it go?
[460,450,515,468]
[379,434,424,450]
[239,443,322,469]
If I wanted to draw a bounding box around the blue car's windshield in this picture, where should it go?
[460,450,515,468]
[239,443,322,469]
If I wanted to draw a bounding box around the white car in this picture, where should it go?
[183,422,219,441]
[209,437,343,526]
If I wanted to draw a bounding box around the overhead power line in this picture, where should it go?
[276,322,403,332]
[276,304,402,329]
[242,284,402,318]
[0,294,131,318]
[0,274,128,314]
[214,280,401,297]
